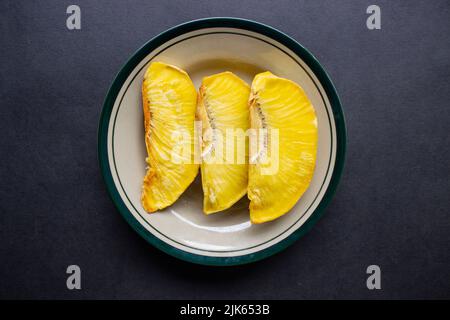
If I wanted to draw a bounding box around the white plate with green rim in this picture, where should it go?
[98,17,346,266]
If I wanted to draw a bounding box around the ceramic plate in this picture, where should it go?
[98,18,346,266]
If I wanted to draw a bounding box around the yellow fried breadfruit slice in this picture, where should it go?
[248,71,318,223]
[141,62,198,212]
[197,72,250,214]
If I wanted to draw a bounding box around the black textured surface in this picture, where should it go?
[1,0,449,299]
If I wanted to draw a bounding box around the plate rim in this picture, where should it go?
[98,17,347,266]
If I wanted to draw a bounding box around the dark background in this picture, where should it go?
[1,0,449,299]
